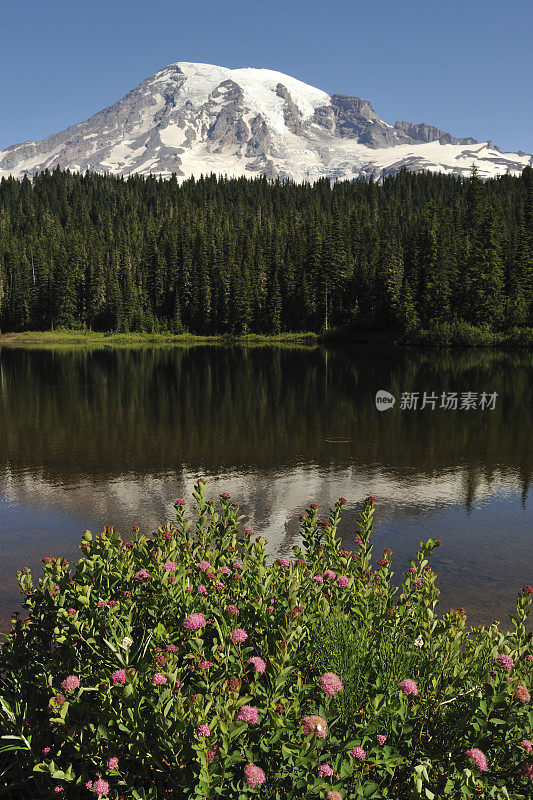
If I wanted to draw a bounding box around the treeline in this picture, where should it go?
[0,165,532,334]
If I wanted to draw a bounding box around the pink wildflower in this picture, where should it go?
[323,570,336,580]
[226,604,239,615]
[319,672,343,697]
[301,715,327,738]
[377,734,387,745]
[414,578,423,588]
[277,559,290,567]
[521,740,533,753]
[162,561,177,572]
[133,569,151,581]
[218,566,232,575]
[515,685,531,703]
[350,746,366,760]
[399,678,419,696]
[197,724,211,737]
[318,763,335,777]
[43,747,51,754]
[197,560,212,572]
[213,582,226,590]
[68,608,77,615]
[198,660,214,670]
[327,793,343,800]
[111,669,126,685]
[522,760,533,779]
[106,757,119,769]
[206,743,220,763]
[92,779,110,796]
[61,675,80,693]
[237,705,259,724]
[183,612,207,631]
[86,781,93,789]
[248,656,266,674]
[54,788,63,793]
[466,748,488,772]
[244,764,266,788]
[166,644,177,652]
[337,575,349,587]
[231,628,248,643]
[496,654,514,672]
[152,673,167,685]
[314,575,324,584]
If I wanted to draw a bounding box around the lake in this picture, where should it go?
[0,343,531,632]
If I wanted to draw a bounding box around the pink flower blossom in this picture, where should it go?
[92,779,110,797]
[231,628,248,643]
[350,746,366,760]
[183,612,207,631]
[314,575,324,584]
[414,578,423,588]
[466,748,488,772]
[337,575,349,588]
[327,793,343,800]
[399,678,419,696]
[496,654,514,672]
[206,743,220,763]
[86,781,93,789]
[61,675,80,693]
[198,660,213,670]
[237,705,259,724]
[218,566,232,575]
[106,757,118,769]
[319,672,343,697]
[323,570,336,580]
[68,608,77,615]
[133,569,151,581]
[277,559,290,567]
[152,673,167,685]
[248,656,266,674]
[197,724,211,737]
[111,669,126,685]
[233,561,244,570]
[377,734,387,745]
[54,787,63,793]
[521,740,533,753]
[166,644,177,652]
[213,582,226,590]
[197,560,212,572]
[515,685,531,703]
[521,760,533,780]
[42,747,51,754]
[301,715,327,738]
[162,561,177,572]
[226,604,239,615]
[318,763,335,777]
[526,654,533,662]
[244,764,265,788]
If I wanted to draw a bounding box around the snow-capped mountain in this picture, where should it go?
[0,62,531,183]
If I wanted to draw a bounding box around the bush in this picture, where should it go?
[0,482,531,799]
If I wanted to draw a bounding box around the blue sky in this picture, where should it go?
[1,0,532,154]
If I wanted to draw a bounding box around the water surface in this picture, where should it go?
[0,344,531,631]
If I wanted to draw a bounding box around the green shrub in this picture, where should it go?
[0,482,531,799]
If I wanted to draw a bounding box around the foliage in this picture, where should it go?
[0,166,532,335]
[0,481,531,799]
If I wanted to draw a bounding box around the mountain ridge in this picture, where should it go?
[0,61,531,182]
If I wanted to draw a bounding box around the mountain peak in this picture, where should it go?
[0,61,530,182]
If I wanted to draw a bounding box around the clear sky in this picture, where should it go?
[1,0,532,154]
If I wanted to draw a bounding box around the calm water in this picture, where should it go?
[0,344,531,631]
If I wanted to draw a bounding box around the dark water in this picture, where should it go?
[0,344,531,632]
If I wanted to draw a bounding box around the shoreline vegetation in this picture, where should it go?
[0,483,531,798]
[0,322,532,348]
